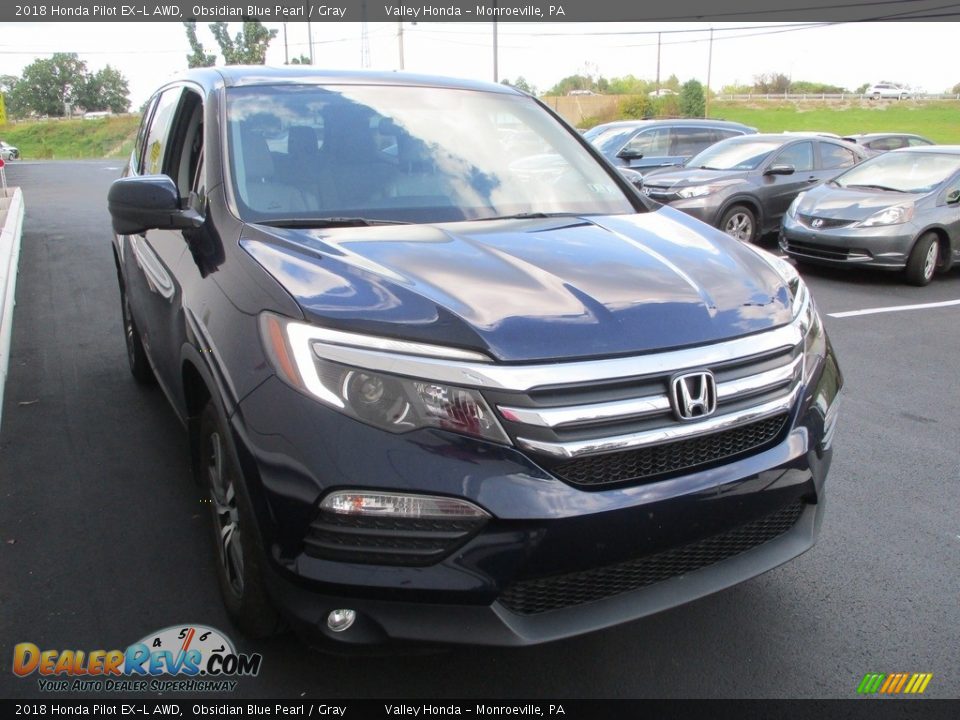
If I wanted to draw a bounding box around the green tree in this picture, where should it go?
[619,95,653,119]
[855,83,870,94]
[184,20,216,68]
[14,53,88,116]
[210,21,277,64]
[950,82,960,95]
[76,65,130,113]
[288,55,311,65]
[679,79,705,118]
[606,75,652,95]
[502,76,537,95]
[753,73,790,94]
[0,75,20,118]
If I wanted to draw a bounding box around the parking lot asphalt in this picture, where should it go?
[0,160,958,699]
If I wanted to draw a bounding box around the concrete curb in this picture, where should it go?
[0,187,25,433]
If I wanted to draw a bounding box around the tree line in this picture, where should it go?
[1,54,130,119]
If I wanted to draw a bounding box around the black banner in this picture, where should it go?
[4,0,960,22]
[2,700,960,720]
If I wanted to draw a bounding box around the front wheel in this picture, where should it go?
[200,400,282,638]
[905,232,939,286]
[121,288,155,384]
[719,205,758,243]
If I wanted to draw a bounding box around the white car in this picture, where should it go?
[867,83,910,100]
[0,141,19,160]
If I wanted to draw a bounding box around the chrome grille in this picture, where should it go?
[489,338,803,478]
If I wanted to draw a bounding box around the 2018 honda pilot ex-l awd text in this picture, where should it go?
[108,68,841,647]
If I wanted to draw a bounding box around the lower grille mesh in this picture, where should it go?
[499,500,806,615]
[553,414,788,488]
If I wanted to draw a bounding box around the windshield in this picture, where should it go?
[833,151,960,194]
[686,138,786,171]
[590,126,644,157]
[225,85,634,224]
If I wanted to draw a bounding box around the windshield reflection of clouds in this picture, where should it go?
[837,152,960,193]
[227,85,631,222]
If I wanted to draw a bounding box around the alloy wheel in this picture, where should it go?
[724,212,754,241]
[923,240,938,281]
[208,431,245,596]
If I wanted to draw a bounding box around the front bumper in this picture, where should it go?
[781,215,918,269]
[230,341,840,646]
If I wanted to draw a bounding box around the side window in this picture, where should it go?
[907,137,933,147]
[142,87,183,176]
[714,129,742,142]
[774,142,814,172]
[869,137,905,152]
[132,95,158,174]
[671,127,716,156]
[623,127,671,157]
[162,89,204,202]
[820,143,858,170]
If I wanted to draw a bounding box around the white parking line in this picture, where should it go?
[828,299,960,318]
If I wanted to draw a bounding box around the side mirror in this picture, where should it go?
[617,148,643,161]
[108,175,203,235]
[765,164,796,176]
[945,188,960,204]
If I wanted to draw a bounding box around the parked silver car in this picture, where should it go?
[0,141,19,161]
[866,83,911,100]
[780,146,960,285]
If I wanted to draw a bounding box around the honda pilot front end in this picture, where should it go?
[107,67,841,647]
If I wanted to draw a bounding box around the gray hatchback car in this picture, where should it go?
[780,146,960,285]
[642,134,869,242]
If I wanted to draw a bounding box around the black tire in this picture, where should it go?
[905,232,940,286]
[719,204,758,243]
[199,400,282,638]
[121,287,155,384]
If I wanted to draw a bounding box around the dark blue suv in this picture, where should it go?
[108,67,841,647]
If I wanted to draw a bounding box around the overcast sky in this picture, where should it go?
[2,21,957,106]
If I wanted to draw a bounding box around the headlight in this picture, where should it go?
[676,184,718,199]
[786,192,806,218]
[856,204,914,227]
[260,313,510,445]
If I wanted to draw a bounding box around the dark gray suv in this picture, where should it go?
[641,134,870,242]
[584,119,756,176]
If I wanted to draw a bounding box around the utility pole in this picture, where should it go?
[398,22,404,70]
[283,22,289,65]
[705,27,714,117]
[492,0,498,82]
[307,22,314,64]
[655,32,661,94]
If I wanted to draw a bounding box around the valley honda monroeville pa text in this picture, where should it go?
[107,67,841,647]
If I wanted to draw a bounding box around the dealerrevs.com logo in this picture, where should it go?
[12,625,262,693]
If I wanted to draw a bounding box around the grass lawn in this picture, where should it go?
[0,115,141,160]
[709,100,960,143]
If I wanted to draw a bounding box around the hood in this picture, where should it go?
[796,183,927,220]
[642,167,747,187]
[241,208,793,363]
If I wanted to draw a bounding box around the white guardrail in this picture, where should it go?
[0,186,25,432]
[714,93,960,101]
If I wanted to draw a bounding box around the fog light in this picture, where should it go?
[327,609,356,632]
[321,491,489,520]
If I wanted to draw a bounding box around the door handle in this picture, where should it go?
[805,177,819,183]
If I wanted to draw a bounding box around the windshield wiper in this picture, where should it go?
[476,212,581,221]
[256,217,411,228]
[842,184,904,192]
[697,165,724,170]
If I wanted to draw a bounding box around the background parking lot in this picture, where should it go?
[0,161,957,698]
